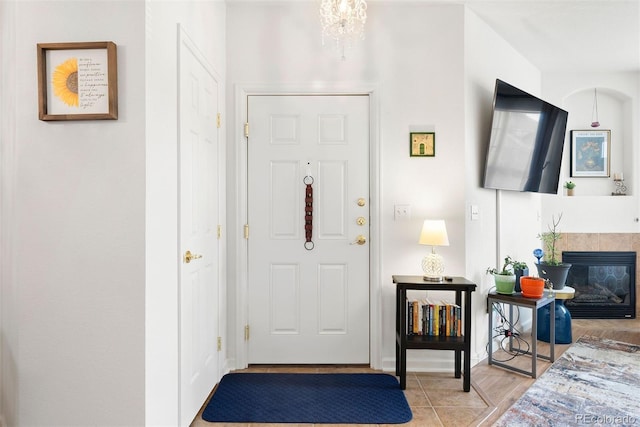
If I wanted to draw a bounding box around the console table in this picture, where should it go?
[487,291,555,378]
[393,275,476,391]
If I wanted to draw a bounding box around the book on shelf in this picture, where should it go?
[407,298,462,337]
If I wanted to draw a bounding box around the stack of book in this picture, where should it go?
[407,299,461,337]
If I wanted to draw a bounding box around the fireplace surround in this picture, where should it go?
[562,251,636,319]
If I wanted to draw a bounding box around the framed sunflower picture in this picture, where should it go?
[37,41,118,121]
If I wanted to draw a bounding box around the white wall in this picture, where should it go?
[2,1,228,425]
[464,9,543,363]
[3,1,146,425]
[542,71,640,232]
[225,1,545,372]
[1,2,19,425]
[226,1,467,371]
[145,1,227,425]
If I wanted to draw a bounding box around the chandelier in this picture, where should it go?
[319,0,368,59]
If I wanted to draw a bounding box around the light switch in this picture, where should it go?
[470,205,479,221]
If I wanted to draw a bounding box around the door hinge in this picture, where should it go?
[216,113,221,129]
[243,224,249,239]
[244,122,249,138]
[244,325,250,341]
[217,336,222,351]
[217,225,222,239]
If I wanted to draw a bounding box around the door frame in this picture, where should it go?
[233,83,382,369]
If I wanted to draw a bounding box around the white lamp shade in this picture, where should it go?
[418,220,449,246]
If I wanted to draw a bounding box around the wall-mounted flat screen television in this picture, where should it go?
[483,79,569,194]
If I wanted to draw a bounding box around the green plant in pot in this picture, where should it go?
[511,259,529,292]
[564,181,576,196]
[487,256,528,295]
[535,213,572,290]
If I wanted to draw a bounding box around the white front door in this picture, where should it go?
[178,30,220,427]
[247,95,370,364]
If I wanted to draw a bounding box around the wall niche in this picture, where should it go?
[561,87,632,197]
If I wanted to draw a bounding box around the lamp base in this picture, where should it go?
[422,253,445,283]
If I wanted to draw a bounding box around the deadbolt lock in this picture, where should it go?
[356,217,366,226]
[357,198,366,207]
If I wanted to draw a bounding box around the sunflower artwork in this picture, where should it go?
[37,41,118,121]
[52,57,79,107]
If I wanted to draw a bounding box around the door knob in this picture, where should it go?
[350,235,366,245]
[183,250,203,264]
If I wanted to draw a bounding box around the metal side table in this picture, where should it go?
[487,291,555,378]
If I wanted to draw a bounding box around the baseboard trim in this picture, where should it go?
[381,353,484,373]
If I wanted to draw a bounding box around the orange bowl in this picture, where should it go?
[520,276,545,298]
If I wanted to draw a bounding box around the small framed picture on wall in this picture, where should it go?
[37,41,118,121]
[570,129,610,177]
[410,132,435,157]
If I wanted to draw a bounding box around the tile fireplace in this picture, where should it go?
[562,251,636,319]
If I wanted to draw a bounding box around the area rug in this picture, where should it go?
[201,372,412,424]
[495,335,640,426]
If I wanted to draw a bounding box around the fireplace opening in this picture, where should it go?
[562,251,636,319]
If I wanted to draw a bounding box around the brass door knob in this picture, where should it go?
[183,250,203,264]
[350,235,367,245]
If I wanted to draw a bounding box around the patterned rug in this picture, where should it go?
[495,335,640,426]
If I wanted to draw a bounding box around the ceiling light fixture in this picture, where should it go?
[591,88,600,128]
[319,0,367,60]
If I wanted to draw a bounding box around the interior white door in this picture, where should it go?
[247,95,370,364]
[178,31,220,427]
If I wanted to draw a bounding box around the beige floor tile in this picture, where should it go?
[425,387,488,408]
[382,406,442,427]
[403,386,431,407]
[435,406,495,427]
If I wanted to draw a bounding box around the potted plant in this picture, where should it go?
[511,259,529,292]
[487,256,528,295]
[564,181,576,196]
[519,276,546,298]
[535,213,572,289]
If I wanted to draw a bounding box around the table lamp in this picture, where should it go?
[419,219,449,281]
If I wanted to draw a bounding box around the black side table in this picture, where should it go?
[487,291,555,378]
[393,275,476,391]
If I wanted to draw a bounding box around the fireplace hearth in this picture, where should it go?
[562,251,636,319]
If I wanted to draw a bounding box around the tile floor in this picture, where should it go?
[192,319,640,427]
[191,365,497,427]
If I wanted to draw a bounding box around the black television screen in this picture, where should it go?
[483,79,569,194]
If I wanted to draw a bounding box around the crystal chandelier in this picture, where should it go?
[319,0,367,59]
